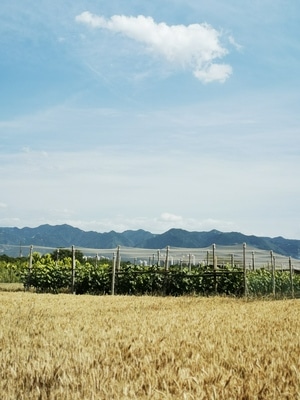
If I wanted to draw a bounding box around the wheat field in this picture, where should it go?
[0,293,299,399]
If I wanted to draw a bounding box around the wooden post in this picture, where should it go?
[26,245,33,290]
[116,246,121,271]
[252,251,255,271]
[243,243,247,296]
[19,241,23,258]
[157,250,160,267]
[111,252,116,295]
[212,244,216,267]
[28,245,33,273]
[165,246,170,271]
[188,253,191,272]
[270,251,275,297]
[289,257,294,298]
[71,245,76,294]
[163,247,170,296]
[212,244,217,293]
[213,255,217,270]
[231,254,234,268]
[56,248,59,266]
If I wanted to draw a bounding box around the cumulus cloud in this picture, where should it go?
[75,12,232,83]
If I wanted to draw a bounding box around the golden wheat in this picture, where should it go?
[0,293,299,399]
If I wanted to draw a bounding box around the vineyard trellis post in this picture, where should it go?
[243,243,247,296]
[163,246,170,296]
[26,245,33,290]
[213,244,217,294]
[252,251,255,271]
[270,251,275,297]
[116,246,121,271]
[165,246,170,271]
[111,252,116,295]
[29,244,33,272]
[71,245,76,294]
[56,249,59,266]
[289,257,294,298]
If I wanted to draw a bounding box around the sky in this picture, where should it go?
[1,0,300,239]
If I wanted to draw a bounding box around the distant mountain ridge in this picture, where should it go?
[0,224,300,259]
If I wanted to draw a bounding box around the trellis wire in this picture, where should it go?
[2,242,300,270]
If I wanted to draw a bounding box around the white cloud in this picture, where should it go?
[75,11,232,83]
[228,35,243,51]
[193,63,232,83]
[160,213,182,222]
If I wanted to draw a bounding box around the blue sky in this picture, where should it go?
[1,0,300,238]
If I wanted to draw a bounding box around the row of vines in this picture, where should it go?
[1,251,299,297]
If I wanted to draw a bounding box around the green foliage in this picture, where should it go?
[0,256,27,283]
[74,262,111,294]
[112,264,244,296]
[247,269,300,297]
[0,261,21,283]
[116,265,165,295]
[50,249,85,263]
[21,256,72,293]
[1,253,300,297]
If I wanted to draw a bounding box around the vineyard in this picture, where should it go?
[1,243,300,297]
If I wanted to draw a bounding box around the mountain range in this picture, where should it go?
[0,224,300,259]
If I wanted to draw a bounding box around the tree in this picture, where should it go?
[50,248,84,263]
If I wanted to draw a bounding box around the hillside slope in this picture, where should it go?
[0,224,299,259]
